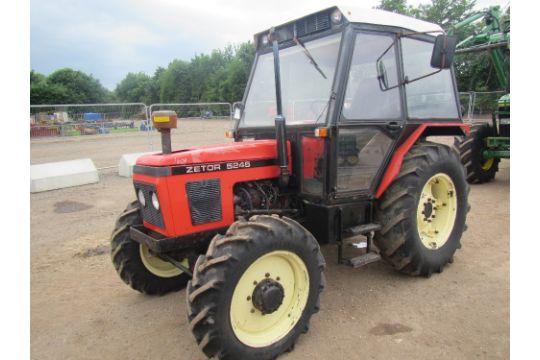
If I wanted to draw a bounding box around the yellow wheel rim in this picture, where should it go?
[482,157,494,171]
[230,250,309,348]
[416,173,458,250]
[139,244,187,278]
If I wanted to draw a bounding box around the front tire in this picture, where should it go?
[110,201,190,295]
[374,142,470,277]
[187,215,325,360]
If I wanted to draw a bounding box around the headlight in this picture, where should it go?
[137,189,146,207]
[261,34,269,46]
[331,9,343,24]
[151,192,160,211]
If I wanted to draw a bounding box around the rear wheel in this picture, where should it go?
[110,201,190,295]
[186,215,325,360]
[454,123,500,183]
[374,142,470,277]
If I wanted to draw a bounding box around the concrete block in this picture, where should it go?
[118,152,155,177]
[31,159,99,193]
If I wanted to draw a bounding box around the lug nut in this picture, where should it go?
[247,296,251,301]
[276,276,280,281]
[253,281,257,285]
[265,273,270,278]
[251,309,255,313]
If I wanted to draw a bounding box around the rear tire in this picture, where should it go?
[186,215,325,360]
[110,201,190,295]
[374,142,470,277]
[454,123,500,183]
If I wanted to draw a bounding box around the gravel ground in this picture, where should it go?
[30,126,509,360]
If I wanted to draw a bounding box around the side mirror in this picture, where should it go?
[377,60,389,90]
[232,103,243,120]
[431,34,457,69]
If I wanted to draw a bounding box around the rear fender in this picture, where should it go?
[375,123,470,199]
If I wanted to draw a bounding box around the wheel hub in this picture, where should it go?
[416,173,458,250]
[252,279,285,315]
[229,250,310,348]
[422,201,434,219]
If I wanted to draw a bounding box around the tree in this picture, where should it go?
[376,0,413,15]
[30,68,112,105]
[33,40,256,105]
[47,68,110,103]
[115,72,152,104]
[160,60,192,103]
[412,0,476,26]
[149,67,166,104]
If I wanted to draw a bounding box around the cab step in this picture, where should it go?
[344,223,381,237]
[338,223,381,267]
[346,252,381,268]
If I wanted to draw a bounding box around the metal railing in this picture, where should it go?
[147,102,233,121]
[30,103,148,138]
[459,91,507,123]
[30,102,237,140]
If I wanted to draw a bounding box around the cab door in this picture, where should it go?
[332,30,404,198]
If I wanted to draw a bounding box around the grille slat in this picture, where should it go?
[186,179,222,225]
[297,13,330,37]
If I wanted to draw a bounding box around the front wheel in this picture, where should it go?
[187,215,325,360]
[375,142,470,277]
[110,201,190,295]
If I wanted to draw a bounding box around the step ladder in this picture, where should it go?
[338,223,382,269]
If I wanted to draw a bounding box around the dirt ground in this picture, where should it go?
[30,125,509,360]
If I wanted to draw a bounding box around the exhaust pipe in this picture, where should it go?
[151,110,178,154]
[269,28,290,188]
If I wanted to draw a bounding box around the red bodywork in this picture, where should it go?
[375,123,470,198]
[133,123,468,238]
[133,140,291,238]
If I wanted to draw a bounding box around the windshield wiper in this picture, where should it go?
[293,27,327,79]
[315,91,336,123]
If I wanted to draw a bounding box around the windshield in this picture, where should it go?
[241,33,342,127]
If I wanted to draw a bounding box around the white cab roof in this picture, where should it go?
[337,5,443,33]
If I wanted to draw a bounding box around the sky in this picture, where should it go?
[30,0,509,90]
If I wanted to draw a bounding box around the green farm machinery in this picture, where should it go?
[453,6,510,183]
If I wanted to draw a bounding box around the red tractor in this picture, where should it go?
[111,5,470,360]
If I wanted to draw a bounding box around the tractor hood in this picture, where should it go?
[136,140,285,167]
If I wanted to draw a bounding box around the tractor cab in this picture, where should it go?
[234,5,462,204]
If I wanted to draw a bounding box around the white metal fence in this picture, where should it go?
[30,103,148,138]
[30,102,236,139]
[31,93,508,139]
[459,91,507,123]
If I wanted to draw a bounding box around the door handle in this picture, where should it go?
[386,122,401,131]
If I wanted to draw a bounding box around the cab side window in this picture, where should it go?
[342,32,401,121]
[401,38,459,119]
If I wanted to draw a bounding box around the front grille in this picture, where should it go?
[296,13,330,37]
[134,183,164,228]
[186,179,222,225]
